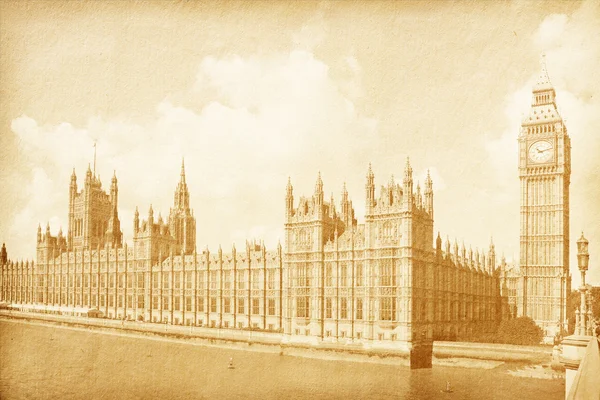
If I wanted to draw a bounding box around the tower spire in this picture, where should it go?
[533,53,553,94]
[181,157,186,184]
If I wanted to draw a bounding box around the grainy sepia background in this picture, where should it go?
[1,1,598,292]
[1,1,599,399]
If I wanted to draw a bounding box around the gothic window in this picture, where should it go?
[380,297,395,321]
[222,271,231,290]
[356,299,363,320]
[237,298,245,314]
[174,297,181,311]
[223,298,231,313]
[118,273,125,288]
[197,272,204,290]
[185,296,192,312]
[186,271,193,289]
[209,271,217,289]
[296,296,310,318]
[138,295,145,309]
[326,298,332,319]
[379,260,394,286]
[127,273,133,289]
[356,263,363,287]
[196,297,204,312]
[267,269,276,290]
[297,264,308,287]
[237,270,246,290]
[340,263,348,287]
[109,274,115,289]
[340,298,348,319]
[174,272,181,289]
[163,296,170,310]
[325,264,333,287]
[252,298,260,315]
[268,298,276,316]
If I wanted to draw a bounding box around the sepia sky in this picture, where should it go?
[1,1,599,285]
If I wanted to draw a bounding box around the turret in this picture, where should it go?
[488,237,496,273]
[366,163,375,210]
[436,232,442,258]
[403,157,413,209]
[314,172,324,206]
[340,182,355,227]
[1,243,7,265]
[37,224,42,244]
[148,204,154,226]
[329,192,336,218]
[134,207,140,236]
[453,239,459,262]
[285,177,294,218]
[424,169,433,217]
[110,170,118,206]
[416,182,422,209]
[85,164,92,185]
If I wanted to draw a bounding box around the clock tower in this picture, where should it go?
[518,57,571,339]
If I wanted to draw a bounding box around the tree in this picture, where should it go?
[496,317,543,345]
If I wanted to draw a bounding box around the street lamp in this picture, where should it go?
[576,232,590,336]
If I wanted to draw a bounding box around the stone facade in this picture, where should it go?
[283,160,500,350]
[0,156,503,347]
[502,60,572,341]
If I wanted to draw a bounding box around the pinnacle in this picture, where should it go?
[534,53,553,90]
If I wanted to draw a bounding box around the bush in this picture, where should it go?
[496,317,543,345]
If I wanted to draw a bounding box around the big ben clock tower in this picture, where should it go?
[518,57,571,339]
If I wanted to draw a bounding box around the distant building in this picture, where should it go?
[3,62,571,347]
[0,157,502,348]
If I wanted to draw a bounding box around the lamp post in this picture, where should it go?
[558,232,598,399]
[576,232,590,336]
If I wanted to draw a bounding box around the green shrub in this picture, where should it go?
[496,317,543,345]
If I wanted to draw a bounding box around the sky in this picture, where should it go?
[1,0,599,286]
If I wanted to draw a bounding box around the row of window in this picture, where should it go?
[1,269,280,290]
[295,261,396,287]
[296,296,395,321]
[26,293,279,316]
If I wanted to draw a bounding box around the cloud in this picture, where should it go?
[485,1,600,285]
[8,47,376,259]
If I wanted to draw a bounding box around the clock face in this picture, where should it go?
[528,140,553,163]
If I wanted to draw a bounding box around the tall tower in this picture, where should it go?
[518,57,571,338]
[168,159,196,254]
[67,164,122,251]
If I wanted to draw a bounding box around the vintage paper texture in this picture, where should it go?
[1,1,598,399]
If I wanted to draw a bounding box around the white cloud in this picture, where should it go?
[485,2,600,285]
[9,47,376,258]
